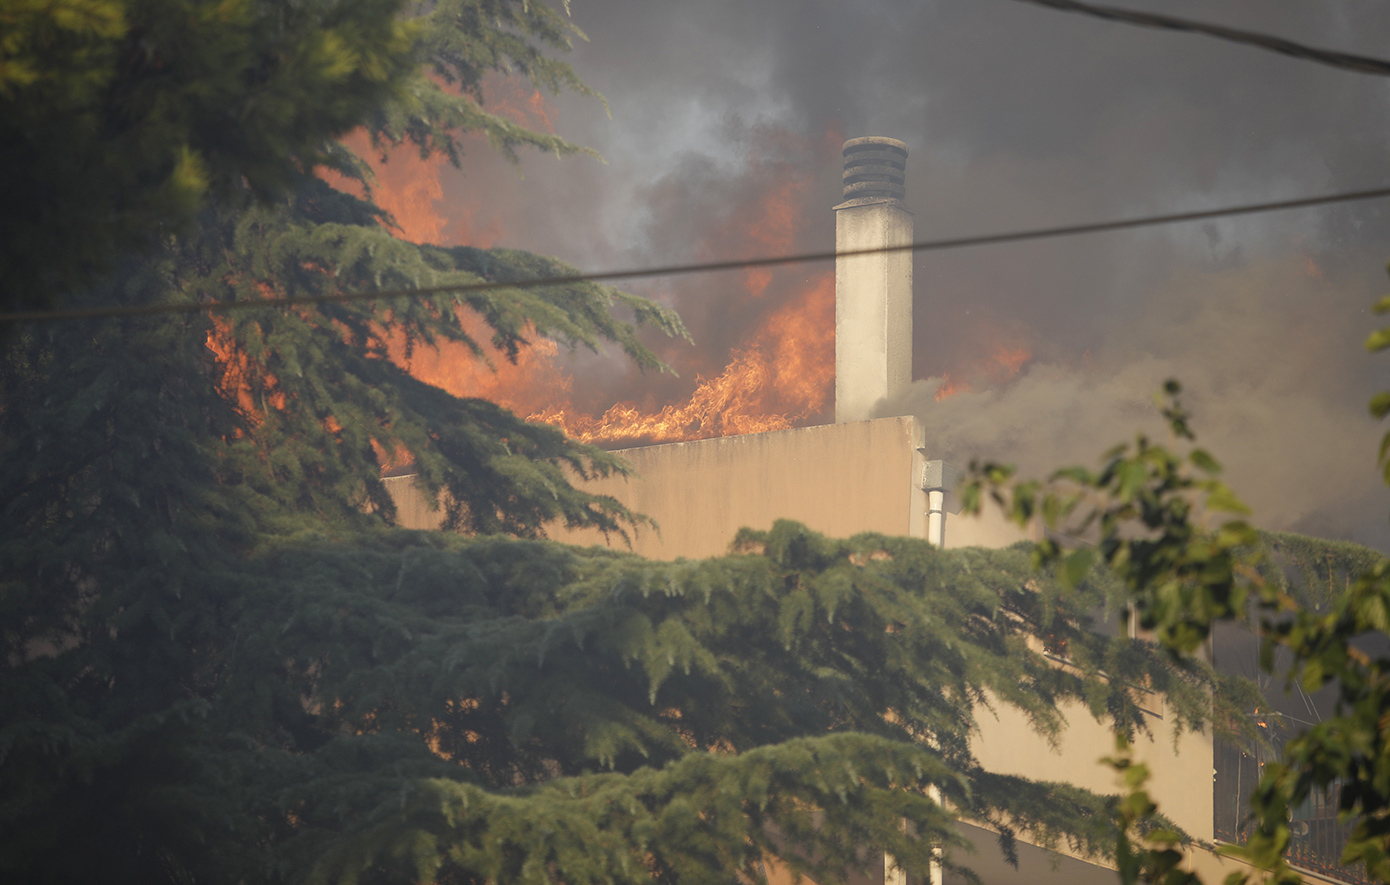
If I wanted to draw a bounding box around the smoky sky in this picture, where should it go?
[425,1,1390,549]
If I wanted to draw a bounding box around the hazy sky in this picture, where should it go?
[421,1,1390,548]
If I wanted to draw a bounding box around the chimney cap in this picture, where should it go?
[841,136,908,203]
[842,136,908,155]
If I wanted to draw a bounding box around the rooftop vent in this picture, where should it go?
[841,136,908,203]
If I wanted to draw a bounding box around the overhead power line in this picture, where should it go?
[5,184,1390,325]
[1005,0,1390,78]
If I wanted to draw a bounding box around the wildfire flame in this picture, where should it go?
[358,115,841,447]
[989,343,1030,378]
[206,308,287,420]
[321,71,558,246]
[341,78,562,420]
[530,274,833,444]
[934,374,970,402]
[391,317,571,421]
[322,131,501,248]
[317,107,1031,450]
[934,340,1033,401]
[211,94,1039,458]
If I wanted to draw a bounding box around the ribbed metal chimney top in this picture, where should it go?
[841,136,908,203]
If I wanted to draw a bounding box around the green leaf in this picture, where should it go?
[1058,547,1096,589]
[1371,391,1390,420]
[1116,460,1147,501]
[1206,486,1251,515]
[1366,327,1390,352]
[1189,448,1221,474]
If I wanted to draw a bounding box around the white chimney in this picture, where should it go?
[834,136,913,424]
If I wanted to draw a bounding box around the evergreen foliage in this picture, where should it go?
[0,214,1247,882]
[0,0,595,315]
[0,500,1242,884]
[1255,530,1385,614]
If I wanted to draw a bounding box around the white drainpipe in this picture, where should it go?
[920,460,960,548]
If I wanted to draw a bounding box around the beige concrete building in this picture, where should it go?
[383,415,1233,885]
[384,415,1255,884]
[539,416,1032,558]
[383,136,1344,885]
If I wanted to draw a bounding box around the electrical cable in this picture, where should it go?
[5,184,1390,324]
[1005,0,1390,78]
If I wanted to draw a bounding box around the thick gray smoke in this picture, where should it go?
[428,0,1390,547]
[879,255,1389,547]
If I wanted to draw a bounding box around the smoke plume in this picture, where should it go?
[881,256,1388,546]
[365,0,1390,547]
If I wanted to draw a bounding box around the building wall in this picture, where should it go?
[972,688,1215,842]
[383,416,1037,554]
[553,416,925,559]
[382,473,446,530]
[941,490,1040,550]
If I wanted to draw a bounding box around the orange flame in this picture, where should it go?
[320,74,558,246]
[210,82,571,460]
[935,374,970,402]
[234,109,1043,458]
[734,175,802,299]
[309,86,573,429]
[988,343,1030,380]
[934,338,1033,402]
[347,121,845,448]
[312,117,848,449]
[531,273,834,444]
[488,83,557,135]
[388,312,573,420]
[320,130,502,248]
[522,126,841,445]
[206,309,287,420]
[326,83,560,413]
[206,315,257,417]
[370,148,451,245]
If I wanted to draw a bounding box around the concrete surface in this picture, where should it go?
[834,197,914,424]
